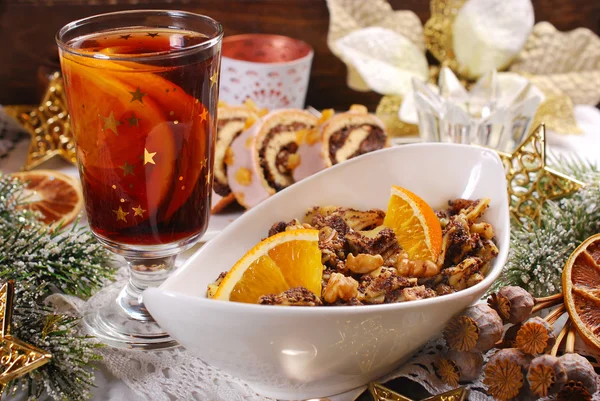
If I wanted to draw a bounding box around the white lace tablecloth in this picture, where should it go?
[1,105,600,401]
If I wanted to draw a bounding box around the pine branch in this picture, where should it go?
[0,174,115,400]
[491,154,600,297]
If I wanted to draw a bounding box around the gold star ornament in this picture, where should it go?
[496,124,584,224]
[144,148,156,165]
[0,281,52,391]
[210,70,219,87]
[368,382,469,401]
[4,72,76,170]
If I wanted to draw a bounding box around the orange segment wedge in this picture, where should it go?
[212,229,323,303]
[383,185,443,262]
[12,170,83,226]
[563,234,600,351]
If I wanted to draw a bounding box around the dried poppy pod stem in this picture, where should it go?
[555,324,598,401]
[488,287,563,324]
[483,348,530,401]
[434,350,484,387]
[550,319,571,357]
[515,304,564,355]
[443,303,504,353]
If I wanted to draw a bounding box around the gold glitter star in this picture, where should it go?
[129,87,146,104]
[210,70,219,87]
[199,108,208,122]
[368,382,469,401]
[144,148,157,165]
[0,281,52,388]
[205,172,212,183]
[132,205,146,217]
[100,111,121,135]
[496,124,585,224]
[113,206,128,222]
[119,161,135,176]
[126,113,140,127]
[147,32,159,38]
[120,34,131,40]
[3,72,76,170]
[200,158,207,169]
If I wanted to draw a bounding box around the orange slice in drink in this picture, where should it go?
[104,68,210,221]
[563,234,600,351]
[383,185,443,262]
[212,229,323,303]
[12,170,83,225]
[61,56,177,223]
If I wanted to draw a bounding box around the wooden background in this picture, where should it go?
[1,0,598,111]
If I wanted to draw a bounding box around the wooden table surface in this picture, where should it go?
[1,0,599,111]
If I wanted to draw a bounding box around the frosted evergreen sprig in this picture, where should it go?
[492,154,600,297]
[0,174,115,400]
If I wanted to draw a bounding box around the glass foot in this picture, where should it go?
[81,280,179,350]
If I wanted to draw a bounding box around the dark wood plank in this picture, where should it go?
[1,0,598,110]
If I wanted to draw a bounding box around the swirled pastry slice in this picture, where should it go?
[227,109,318,209]
[322,105,389,167]
[214,105,258,197]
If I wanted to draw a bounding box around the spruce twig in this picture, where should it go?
[491,154,600,297]
[0,174,115,400]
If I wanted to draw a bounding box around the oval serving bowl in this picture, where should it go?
[144,143,509,400]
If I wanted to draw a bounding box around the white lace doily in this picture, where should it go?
[47,278,600,401]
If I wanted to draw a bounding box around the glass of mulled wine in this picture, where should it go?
[57,10,223,349]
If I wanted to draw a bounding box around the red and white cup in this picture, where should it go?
[219,34,313,110]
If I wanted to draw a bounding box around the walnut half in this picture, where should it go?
[323,273,358,303]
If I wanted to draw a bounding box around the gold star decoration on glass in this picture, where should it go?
[0,281,52,392]
[120,34,131,40]
[199,109,208,122]
[144,148,157,165]
[210,70,219,87]
[119,161,135,176]
[126,113,140,127]
[199,158,207,170]
[147,32,159,38]
[129,87,146,104]
[132,205,146,217]
[100,111,122,135]
[368,382,469,401]
[113,206,129,222]
[3,72,76,170]
[496,124,585,224]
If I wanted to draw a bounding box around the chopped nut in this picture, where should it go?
[258,287,323,306]
[394,285,436,302]
[395,252,439,278]
[346,253,384,274]
[323,273,358,303]
[471,222,494,239]
[444,257,483,290]
[206,271,227,298]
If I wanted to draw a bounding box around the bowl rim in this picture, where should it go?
[148,143,509,315]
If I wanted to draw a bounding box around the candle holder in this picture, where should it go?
[410,67,542,153]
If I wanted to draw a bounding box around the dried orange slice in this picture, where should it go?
[12,170,83,225]
[212,229,323,303]
[383,185,443,262]
[563,233,600,352]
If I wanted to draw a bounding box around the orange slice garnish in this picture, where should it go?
[212,229,323,303]
[563,233,600,351]
[61,56,176,225]
[383,185,443,262]
[12,170,83,226]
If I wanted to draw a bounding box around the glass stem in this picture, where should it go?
[118,256,177,321]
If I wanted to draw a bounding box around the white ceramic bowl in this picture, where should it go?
[144,143,509,400]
